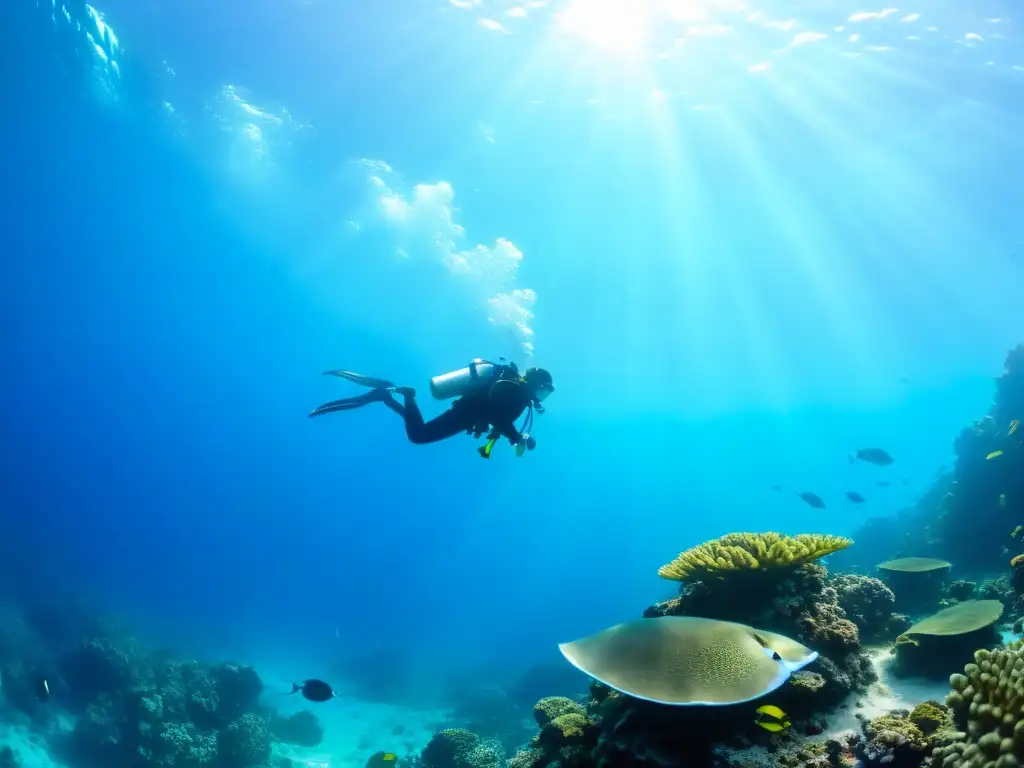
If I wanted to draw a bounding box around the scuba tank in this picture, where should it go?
[429,358,506,400]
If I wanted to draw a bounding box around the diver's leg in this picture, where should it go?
[396,391,471,444]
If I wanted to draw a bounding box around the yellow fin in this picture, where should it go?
[755,704,787,719]
[986,450,1004,460]
[383,756,396,762]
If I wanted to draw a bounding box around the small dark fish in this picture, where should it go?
[799,492,826,509]
[899,377,910,385]
[844,492,866,504]
[291,679,337,702]
[849,448,894,466]
[34,677,51,702]
[771,485,783,492]
[391,725,406,735]
[366,752,398,768]
[876,481,892,487]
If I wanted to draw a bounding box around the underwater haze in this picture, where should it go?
[1,0,1023,744]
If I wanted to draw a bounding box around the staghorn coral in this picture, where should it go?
[658,532,852,581]
[934,641,1024,768]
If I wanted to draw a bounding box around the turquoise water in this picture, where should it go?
[0,0,1022,764]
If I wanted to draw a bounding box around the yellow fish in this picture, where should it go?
[365,752,398,768]
[754,704,791,733]
[1011,420,1020,436]
[1011,525,1023,539]
[987,451,1004,460]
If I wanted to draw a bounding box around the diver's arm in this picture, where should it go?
[488,380,532,441]
[493,421,523,444]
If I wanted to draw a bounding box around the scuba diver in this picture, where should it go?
[308,359,554,459]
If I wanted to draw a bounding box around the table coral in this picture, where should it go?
[658,533,853,582]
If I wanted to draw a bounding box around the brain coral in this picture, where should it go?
[934,642,1024,767]
[658,532,852,581]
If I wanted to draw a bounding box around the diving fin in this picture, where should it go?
[322,370,397,389]
[308,389,391,418]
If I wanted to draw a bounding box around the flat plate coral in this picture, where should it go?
[876,557,952,572]
[658,532,852,581]
[558,616,818,706]
[902,599,1004,636]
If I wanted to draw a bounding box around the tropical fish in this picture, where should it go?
[987,451,1004,460]
[1011,420,1020,436]
[754,704,791,733]
[366,753,398,768]
[844,491,866,504]
[1011,525,1023,539]
[291,679,337,702]
[849,448,894,466]
[799,492,826,509]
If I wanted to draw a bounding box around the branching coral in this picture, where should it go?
[657,532,852,581]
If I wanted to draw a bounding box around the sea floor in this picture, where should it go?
[825,647,950,736]
[270,695,453,768]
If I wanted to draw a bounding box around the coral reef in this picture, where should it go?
[443,684,530,751]
[421,728,504,768]
[848,343,1024,582]
[889,601,1004,680]
[0,597,325,768]
[658,533,853,582]
[856,702,953,767]
[932,641,1024,768]
[834,574,910,644]
[647,562,876,714]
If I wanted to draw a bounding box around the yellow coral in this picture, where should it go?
[657,532,853,582]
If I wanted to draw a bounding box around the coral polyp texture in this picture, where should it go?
[934,642,1024,768]
[657,532,853,582]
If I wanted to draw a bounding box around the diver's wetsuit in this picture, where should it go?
[383,377,533,445]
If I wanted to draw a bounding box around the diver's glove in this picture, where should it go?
[524,436,537,451]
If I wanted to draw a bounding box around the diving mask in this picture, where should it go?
[534,383,554,403]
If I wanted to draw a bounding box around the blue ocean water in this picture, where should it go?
[0,0,1022,761]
